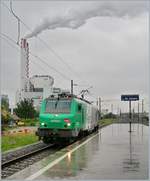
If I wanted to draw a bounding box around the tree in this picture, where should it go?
[1,97,10,127]
[103,112,116,119]
[1,97,9,111]
[14,99,36,119]
[1,107,10,125]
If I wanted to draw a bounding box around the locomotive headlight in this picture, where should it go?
[67,123,71,126]
[64,119,71,127]
[41,122,45,126]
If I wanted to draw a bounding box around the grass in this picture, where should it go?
[20,118,39,126]
[2,133,39,152]
[2,126,18,131]
[99,118,115,127]
[1,118,114,152]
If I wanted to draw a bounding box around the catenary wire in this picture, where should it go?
[1,33,71,81]
[1,34,65,88]
[1,1,88,86]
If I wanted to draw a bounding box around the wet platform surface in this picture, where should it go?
[8,123,149,180]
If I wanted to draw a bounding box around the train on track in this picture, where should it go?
[36,93,100,143]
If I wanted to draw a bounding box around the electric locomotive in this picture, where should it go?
[36,93,99,143]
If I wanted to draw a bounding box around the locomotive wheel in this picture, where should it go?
[43,137,52,144]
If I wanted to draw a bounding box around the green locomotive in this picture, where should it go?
[36,93,99,143]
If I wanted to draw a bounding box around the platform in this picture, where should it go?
[8,123,149,180]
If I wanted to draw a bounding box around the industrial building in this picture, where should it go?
[16,38,60,110]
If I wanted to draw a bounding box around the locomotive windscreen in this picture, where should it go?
[45,99,71,113]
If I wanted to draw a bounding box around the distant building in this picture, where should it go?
[16,74,54,110]
[16,39,55,110]
[16,39,70,110]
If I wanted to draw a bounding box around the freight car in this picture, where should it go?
[36,93,99,143]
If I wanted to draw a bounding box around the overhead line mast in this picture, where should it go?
[10,0,20,45]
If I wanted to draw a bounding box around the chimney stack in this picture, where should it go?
[20,38,29,92]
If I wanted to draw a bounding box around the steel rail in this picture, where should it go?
[2,143,54,168]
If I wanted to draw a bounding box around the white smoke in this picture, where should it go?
[25,1,148,39]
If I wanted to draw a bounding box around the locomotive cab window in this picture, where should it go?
[45,99,71,114]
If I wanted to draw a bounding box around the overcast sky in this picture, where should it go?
[1,0,149,112]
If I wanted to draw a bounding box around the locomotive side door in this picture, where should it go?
[75,103,82,127]
[81,105,84,125]
[76,103,84,129]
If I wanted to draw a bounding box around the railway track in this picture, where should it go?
[2,142,53,167]
[1,142,62,179]
[2,128,102,179]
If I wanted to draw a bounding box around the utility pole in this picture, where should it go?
[71,80,73,95]
[129,100,132,132]
[142,99,144,124]
[120,109,122,117]
[138,101,139,124]
[99,97,101,116]
[97,97,101,120]
[132,108,134,121]
[111,104,113,113]
[96,99,98,107]
[10,0,20,45]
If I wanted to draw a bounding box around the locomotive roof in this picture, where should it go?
[46,93,92,104]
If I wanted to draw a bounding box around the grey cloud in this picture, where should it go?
[24,1,148,38]
[1,1,149,112]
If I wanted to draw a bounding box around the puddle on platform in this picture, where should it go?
[37,124,148,180]
[8,123,149,180]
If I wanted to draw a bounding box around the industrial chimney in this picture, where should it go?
[16,38,54,109]
[20,38,29,92]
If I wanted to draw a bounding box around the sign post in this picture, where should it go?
[121,94,139,132]
[129,100,131,132]
[71,80,73,95]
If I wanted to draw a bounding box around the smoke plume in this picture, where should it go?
[25,1,148,39]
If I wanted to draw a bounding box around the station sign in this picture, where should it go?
[121,94,139,101]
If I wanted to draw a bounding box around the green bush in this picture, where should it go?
[103,113,116,119]
[20,118,39,126]
[99,118,114,126]
[14,99,38,119]
[30,123,36,126]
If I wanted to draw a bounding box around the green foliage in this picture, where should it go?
[14,99,37,119]
[100,118,114,126]
[2,133,38,152]
[1,97,9,111]
[1,96,10,126]
[103,112,116,119]
[21,118,39,126]
[2,126,17,131]
[1,108,11,125]
[34,110,40,118]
